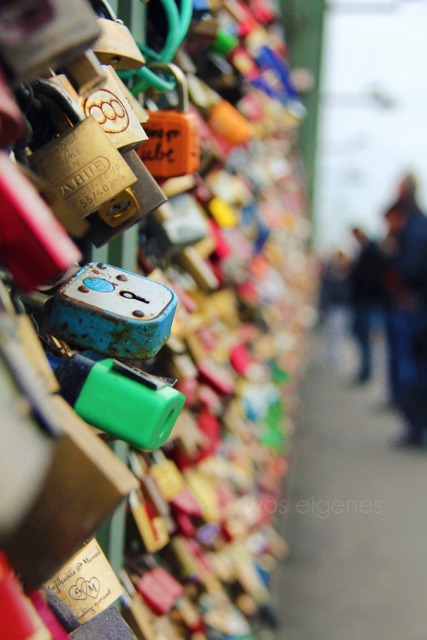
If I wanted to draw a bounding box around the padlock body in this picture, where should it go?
[0,0,100,82]
[206,100,253,146]
[47,263,178,359]
[57,354,185,450]
[0,153,81,292]
[138,110,200,178]
[28,116,137,218]
[92,18,145,70]
[79,67,148,151]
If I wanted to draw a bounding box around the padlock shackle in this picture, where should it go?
[148,62,189,112]
[31,80,83,126]
[89,0,118,21]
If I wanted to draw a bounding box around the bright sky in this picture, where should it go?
[313,0,427,256]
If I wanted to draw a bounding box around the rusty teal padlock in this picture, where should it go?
[137,63,200,178]
[42,262,178,360]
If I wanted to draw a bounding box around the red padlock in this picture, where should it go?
[0,68,25,147]
[136,567,183,616]
[137,63,200,178]
[0,550,40,640]
[0,152,80,291]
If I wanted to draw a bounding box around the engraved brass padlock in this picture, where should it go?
[90,0,145,70]
[51,68,148,152]
[137,63,200,178]
[27,80,138,220]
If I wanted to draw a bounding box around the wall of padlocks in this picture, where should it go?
[0,0,318,638]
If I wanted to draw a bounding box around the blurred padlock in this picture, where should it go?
[90,0,145,70]
[3,393,138,588]
[146,193,210,255]
[27,80,138,220]
[0,0,101,83]
[0,152,81,292]
[0,0,54,46]
[0,295,54,543]
[0,67,26,147]
[0,551,50,640]
[188,73,252,147]
[138,63,200,178]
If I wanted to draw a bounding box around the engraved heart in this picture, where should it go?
[69,577,88,601]
[82,577,100,599]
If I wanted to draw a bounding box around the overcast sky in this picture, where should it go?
[313,0,427,255]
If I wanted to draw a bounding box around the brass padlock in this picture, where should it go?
[56,66,148,152]
[27,80,138,220]
[81,67,148,151]
[90,0,145,70]
[137,63,200,178]
[85,150,168,247]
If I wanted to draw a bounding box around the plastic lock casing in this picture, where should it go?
[58,355,186,450]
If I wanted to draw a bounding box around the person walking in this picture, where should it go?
[348,227,388,384]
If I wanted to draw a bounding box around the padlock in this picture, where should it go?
[0,0,54,46]
[146,193,210,255]
[128,490,170,554]
[77,66,148,151]
[187,74,252,147]
[0,303,55,543]
[41,262,178,360]
[44,538,124,625]
[120,571,157,640]
[85,150,167,248]
[52,351,185,450]
[0,152,81,292]
[0,0,101,83]
[19,164,89,239]
[137,63,200,178]
[60,49,107,98]
[27,80,138,221]
[0,551,51,640]
[176,246,220,291]
[135,568,184,616]
[90,0,145,70]
[4,394,138,589]
[0,67,26,147]
[148,451,186,501]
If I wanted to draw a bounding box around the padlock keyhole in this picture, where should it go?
[120,290,150,304]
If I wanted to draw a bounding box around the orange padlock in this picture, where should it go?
[206,98,253,147]
[137,63,200,178]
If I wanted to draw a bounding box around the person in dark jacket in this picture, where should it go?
[381,174,427,445]
[348,227,388,383]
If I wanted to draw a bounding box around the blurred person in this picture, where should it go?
[318,249,352,372]
[381,173,427,445]
[348,227,388,384]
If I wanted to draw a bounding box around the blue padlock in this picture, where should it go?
[45,262,178,359]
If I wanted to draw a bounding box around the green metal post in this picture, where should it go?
[279,0,326,217]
